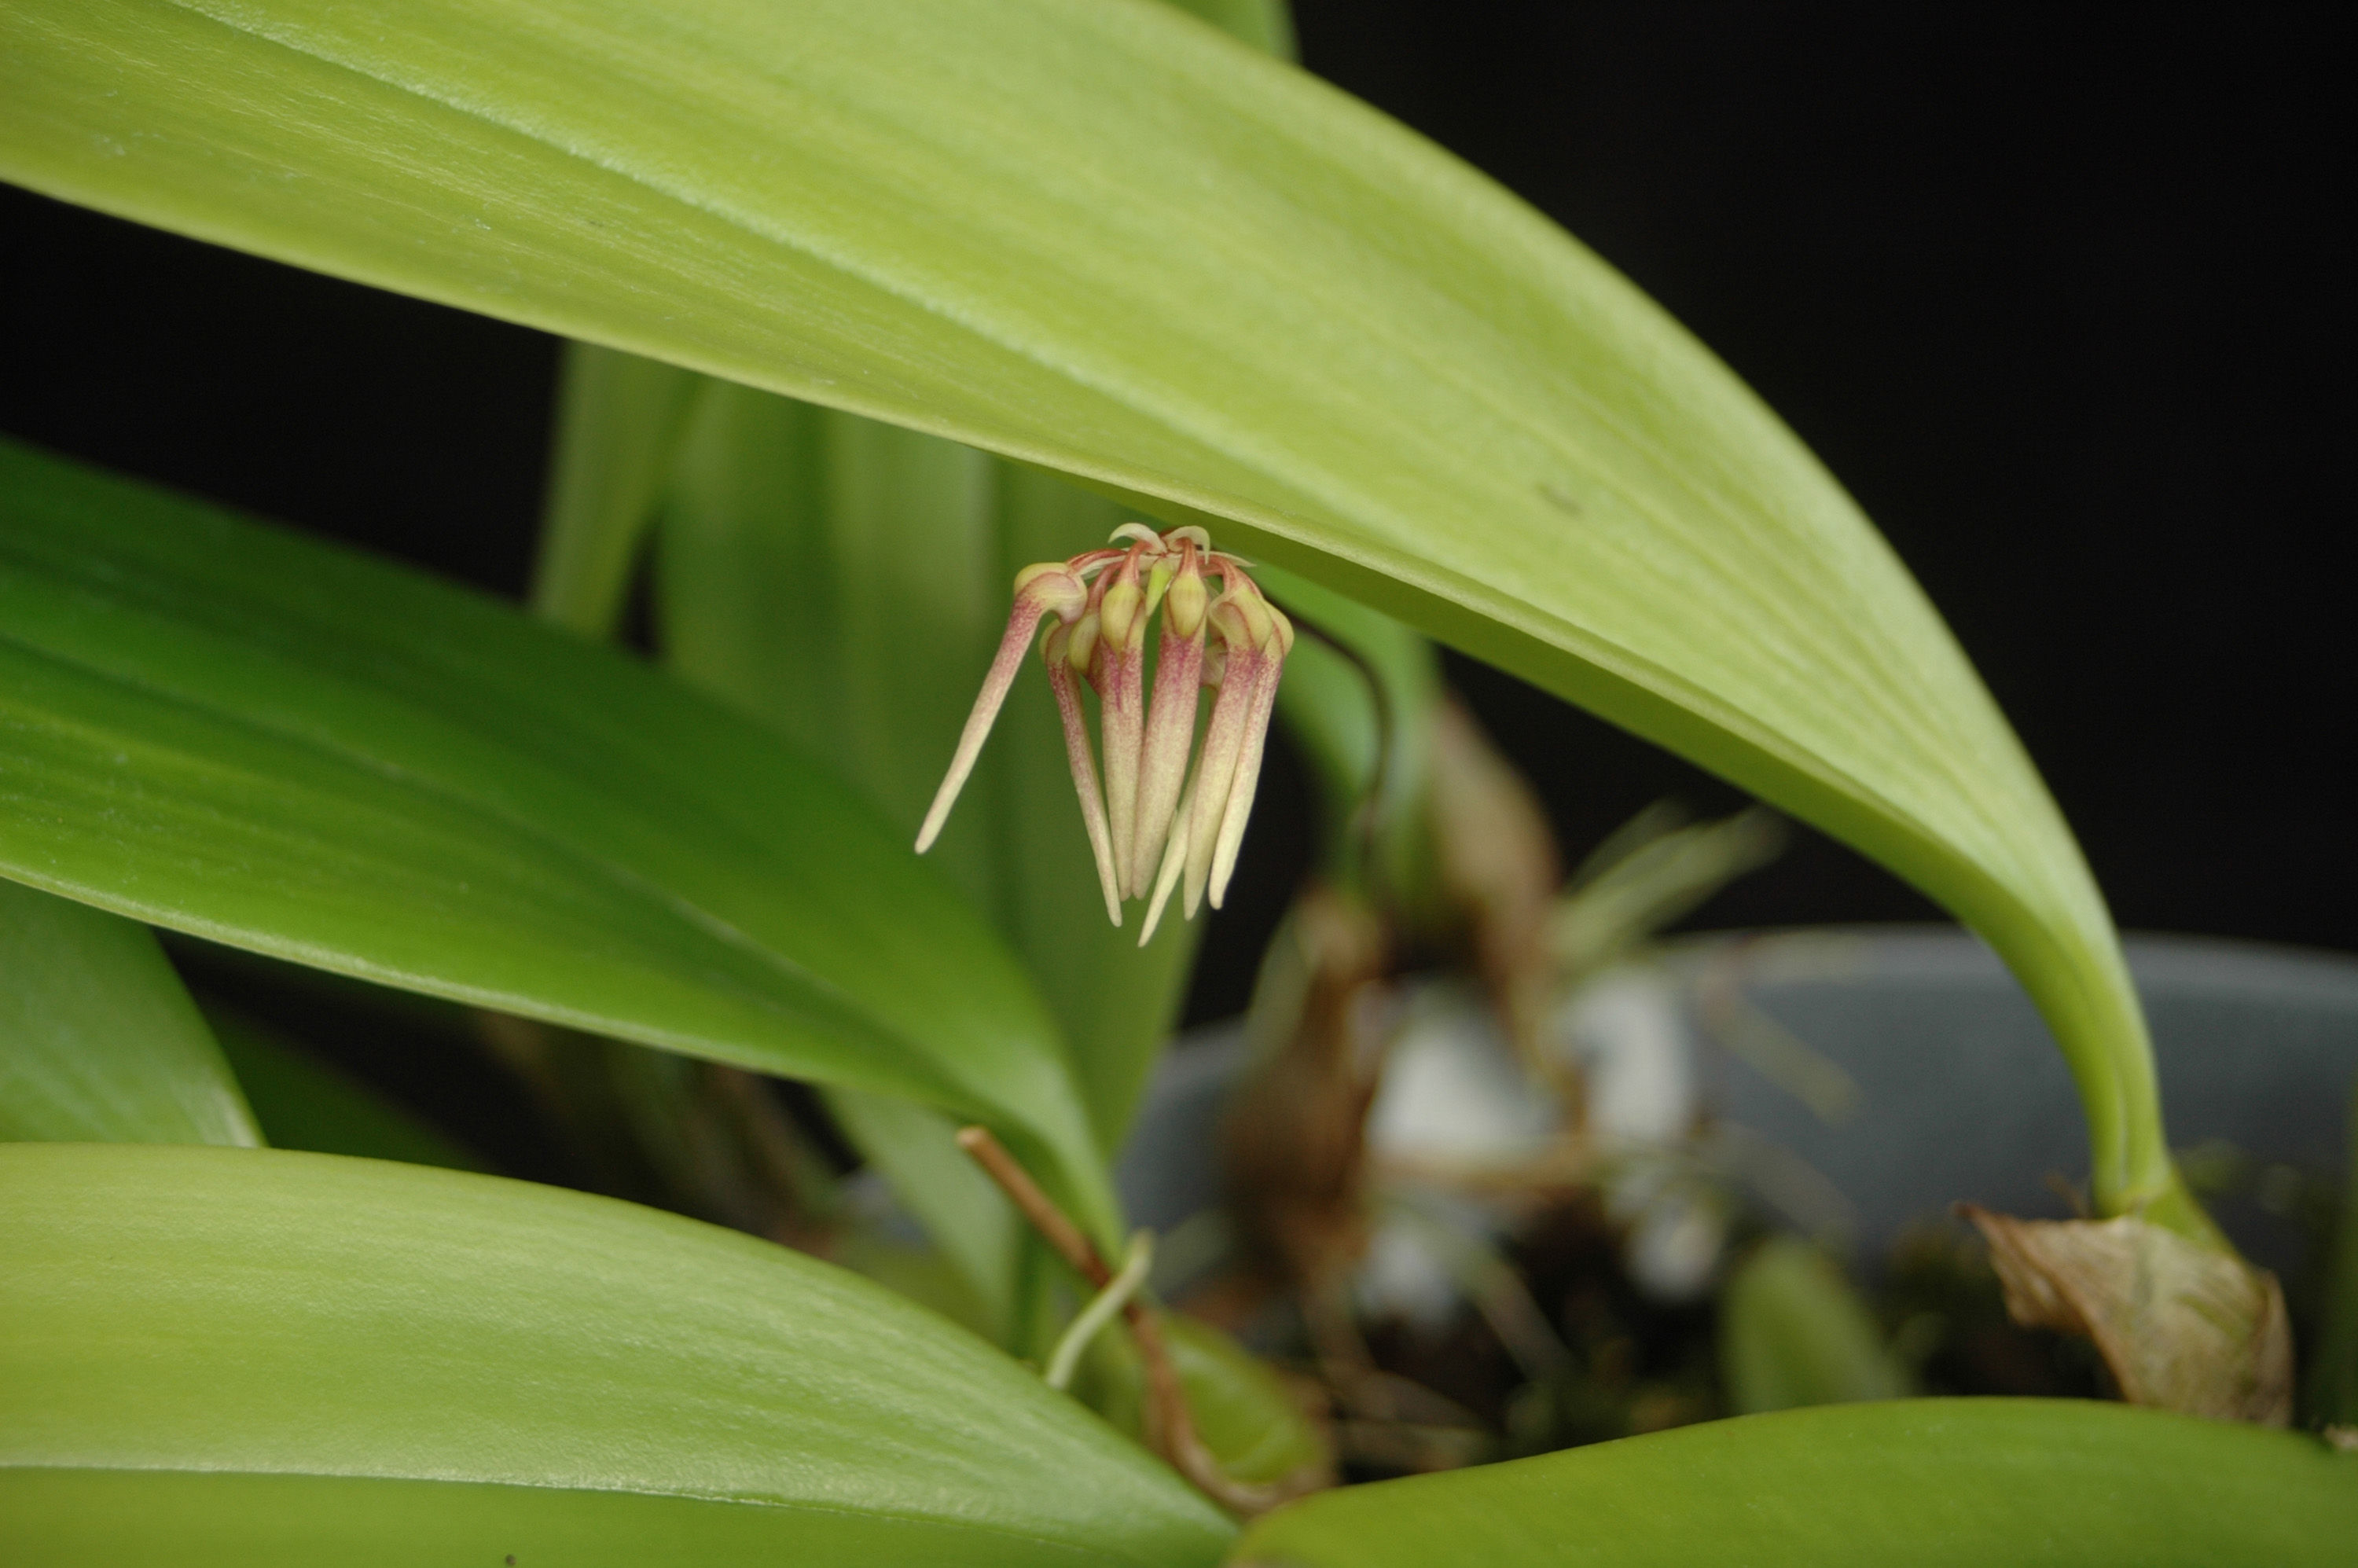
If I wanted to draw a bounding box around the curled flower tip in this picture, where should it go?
[916,563,1085,854]
[1045,622,1124,927]
[1130,547,1207,892]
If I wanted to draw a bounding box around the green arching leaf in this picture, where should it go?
[204,1004,485,1171]
[1229,1400,2358,1567]
[0,1142,1233,1567]
[0,438,1116,1245]
[6,1471,1207,1568]
[1163,0,1295,61]
[0,0,2173,1222]
[530,340,700,636]
[0,875,258,1147]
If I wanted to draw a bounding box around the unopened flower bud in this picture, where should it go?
[1101,576,1146,652]
[1166,566,1210,640]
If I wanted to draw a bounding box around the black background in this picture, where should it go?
[3,4,2349,1026]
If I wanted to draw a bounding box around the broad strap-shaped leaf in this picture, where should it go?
[0,874,258,1146]
[0,438,1115,1241]
[0,1143,1232,1567]
[1229,1400,2357,1566]
[0,0,2172,1221]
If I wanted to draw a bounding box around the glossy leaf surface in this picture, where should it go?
[1230,1400,2358,1566]
[0,439,1113,1238]
[0,0,2169,1211]
[0,875,257,1146]
[0,1143,1230,1567]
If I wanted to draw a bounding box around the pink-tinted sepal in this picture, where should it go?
[916,568,1083,853]
[1132,621,1205,895]
[1046,633,1124,927]
[1181,628,1264,920]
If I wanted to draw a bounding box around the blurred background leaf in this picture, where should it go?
[1717,1236,1912,1415]
[0,875,257,1147]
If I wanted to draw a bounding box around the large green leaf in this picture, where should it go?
[1229,1400,2356,1566]
[0,874,258,1146]
[0,0,2174,1220]
[0,1142,1231,1566]
[0,438,1115,1240]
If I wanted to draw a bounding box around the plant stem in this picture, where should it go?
[955,1126,1320,1516]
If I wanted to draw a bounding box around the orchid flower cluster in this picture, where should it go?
[916,523,1294,944]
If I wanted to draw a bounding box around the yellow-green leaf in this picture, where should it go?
[1229,1400,2356,1566]
[0,1142,1231,1566]
[0,0,2175,1219]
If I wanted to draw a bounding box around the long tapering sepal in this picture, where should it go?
[1137,765,1199,946]
[1094,556,1151,898]
[1132,553,1208,894]
[1045,626,1125,927]
[1208,622,1288,908]
[1182,615,1264,920]
[916,565,1085,853]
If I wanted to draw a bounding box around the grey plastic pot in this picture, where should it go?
[1117,927,2358,1279]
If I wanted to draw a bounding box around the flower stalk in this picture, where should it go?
[917,524,1292,942]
